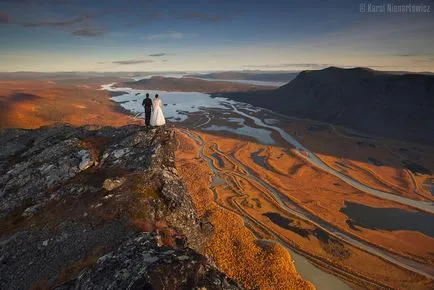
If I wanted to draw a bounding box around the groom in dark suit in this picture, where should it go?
[142,93,153,126]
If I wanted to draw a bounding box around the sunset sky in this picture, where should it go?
[1,0,433,72]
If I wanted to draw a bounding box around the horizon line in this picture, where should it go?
[0,66,434,74]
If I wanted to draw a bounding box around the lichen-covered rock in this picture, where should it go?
[103,177,126,191]
[55,233,240,290]
[0,124,238,290]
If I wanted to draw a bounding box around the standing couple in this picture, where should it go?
[142,93,166,126]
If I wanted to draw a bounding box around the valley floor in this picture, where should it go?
[175,104,434,289]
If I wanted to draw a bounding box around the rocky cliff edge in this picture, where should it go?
[0,124,241,290]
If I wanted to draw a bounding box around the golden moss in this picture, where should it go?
[205,208,313,289]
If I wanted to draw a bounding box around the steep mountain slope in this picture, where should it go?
[219,67,434,144]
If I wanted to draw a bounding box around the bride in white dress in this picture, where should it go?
[150,94,166,126]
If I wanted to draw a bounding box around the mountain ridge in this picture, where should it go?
[0,124,242,290]
[216,66,434,144]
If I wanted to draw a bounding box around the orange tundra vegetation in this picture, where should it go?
[202,129,434,266]
[175,128,433,289]
[0,80,139,129]
[280,120,434,201]
[175,129,314,290]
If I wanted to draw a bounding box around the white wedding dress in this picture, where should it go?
[150,98,166,126]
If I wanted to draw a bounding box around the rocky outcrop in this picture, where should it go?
[0,124,241,289]
[55,232,240,290]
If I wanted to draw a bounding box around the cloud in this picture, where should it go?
[176,12,227,22]
[143,31,194,40]
[149,52,175,57]
[395,54,414,57]
[20,15,92,27]
[1,11,104,37]
[112,59,155,65]
[72,27,104,37]
[0,11,94,28]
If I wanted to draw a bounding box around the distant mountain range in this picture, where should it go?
[186,71,299,82]
[0,71,187,80]
[217,67,434,144]
[117,76,275,93]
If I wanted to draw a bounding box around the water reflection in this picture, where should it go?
[212,153,225,168]
[251,148,272,171]
[102,83,233,122]
[341,202,434,238]
[263,212,310,238]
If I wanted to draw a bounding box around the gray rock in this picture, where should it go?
[21,204,41,217]
[78,150,94,171]
[0,125,237,290]
[103,177,126,191]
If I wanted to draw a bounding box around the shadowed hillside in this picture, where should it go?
[218,67,434,144]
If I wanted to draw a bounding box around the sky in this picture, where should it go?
[1,0,434,72]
